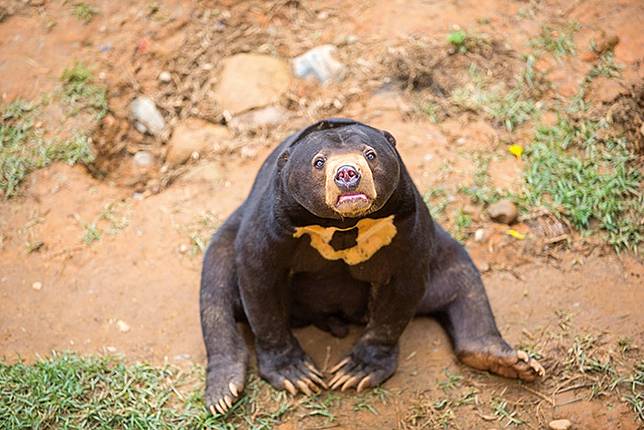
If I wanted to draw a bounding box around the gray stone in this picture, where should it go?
[228,105,288,131]
[130,96,165,136]
[487,199,518,224]
[292,45,345,84]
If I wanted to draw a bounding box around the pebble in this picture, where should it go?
[158,71,172,83]
[487,199,518,224]
[292,45,346,84]
[474,228,486,242]
[130,96,165,136]
[32,281,43,290]
[179,244,189,253]
[548,419,572,430]
[133,150,154,168]
[116,320,131,333]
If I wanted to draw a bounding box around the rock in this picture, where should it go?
[549,419,572,430]
[158,71,172,83]
[130,96,165,136]
[487,199,518,224]
[166,118,232,166]
[292,45,346,84]
[474,228,486,242]
[133,151,154,168]
[180,161,221,184]
[214,54,290,114]
[116,320,130,333]
[32,281,43,290]
[228,105,288,131]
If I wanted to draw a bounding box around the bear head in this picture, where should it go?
[279,119,401,219]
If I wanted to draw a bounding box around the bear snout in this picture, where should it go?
[334,165,361,190]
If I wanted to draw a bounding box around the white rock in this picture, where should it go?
[158,71,172,82]
[228,105,288,130]
[130,96,165,136]
[549,419,572,430]
[116,320,130,333]
[474,228,486,242]
[487,199,518,224]
[133,151,154,168]
[32,281,43,290]
[292,45,345,84]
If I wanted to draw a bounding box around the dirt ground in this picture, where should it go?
[1,0,643,429]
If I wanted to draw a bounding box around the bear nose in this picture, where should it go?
[334,165,361,190]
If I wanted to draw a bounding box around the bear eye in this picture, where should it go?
[313,157,325,169]
[365,150,377,161]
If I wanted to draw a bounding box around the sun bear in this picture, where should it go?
[200,118,543,415]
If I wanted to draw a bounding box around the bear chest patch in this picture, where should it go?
[293,215,396,265]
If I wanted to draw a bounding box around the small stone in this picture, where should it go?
[158,71,172,82]
[32,281,42,290]
[179,244,188,253]
[478,261,490,272]
[116,320,130,333]
[292,45,345,84]
[133,151,154,168]
[474,228,486,242]
[487,199,518,224]
[130,96,165,136]
[105,346,117,353]
[548,419,572,430]
[228,105,288,131]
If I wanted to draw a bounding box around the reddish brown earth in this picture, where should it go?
[1,0,642,429]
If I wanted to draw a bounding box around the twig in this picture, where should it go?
[520,385,555,406]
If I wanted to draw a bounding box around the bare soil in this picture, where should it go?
[1,0,642,429]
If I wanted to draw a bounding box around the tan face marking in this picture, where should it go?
[324,153,377,218]
[293,215,396,265]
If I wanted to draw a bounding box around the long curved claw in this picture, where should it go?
[296,379,313,396]
[305,361,324,378]
[330,372,353,390]
[330,357,351,373]
[356,375,371,393]
[229,382,240,397]
[283,379,298,396]
[341,375,360,392]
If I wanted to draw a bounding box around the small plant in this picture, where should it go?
[447,30,468,52]
[589,52,622,79]
[491,398,524,426]
[531,22,580,57]
[72,2,97,23]
[61,63,108,119]
[453,209,472,242]
[82,223,102,245]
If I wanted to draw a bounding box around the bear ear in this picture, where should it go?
[381,130,397,147]
[277,150,290,169]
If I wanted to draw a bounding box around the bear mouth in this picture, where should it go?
[336,192,370,206]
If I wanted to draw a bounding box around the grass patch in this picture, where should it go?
[0,101,95,198]
[451,65,538,131]
[61,63,108,119]
[531,22,579,57]
[0,353,294,430]
[524,116,642,251]
[72,2,98,23]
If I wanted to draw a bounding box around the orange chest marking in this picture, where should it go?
[293,215,397,265]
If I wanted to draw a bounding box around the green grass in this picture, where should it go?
[451,66,538,131]
[72,2,98,23]
[524,116,642,251]
[0,101,95,198]
[0,353,293,430]
[61,63,108,119]
[531,22,580,57]
[447,30,468,52]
